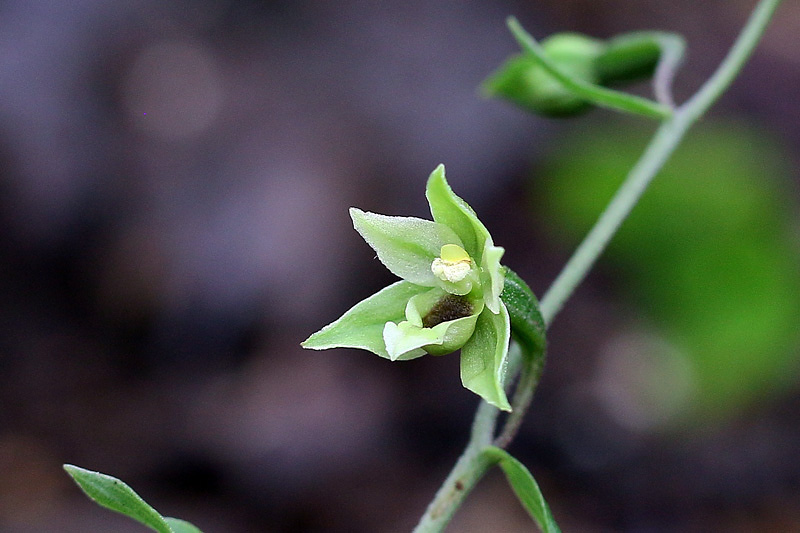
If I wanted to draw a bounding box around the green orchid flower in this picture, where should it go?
[302,165,512,411]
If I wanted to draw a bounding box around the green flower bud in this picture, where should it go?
[596,33,661,85]
[483,32,604,117]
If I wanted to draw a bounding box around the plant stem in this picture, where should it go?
[650,32,686,108]
[538,115,681,324]
[683,0,782,122]
[493,352,543,448]
[412,401,498,533]
[415,0,783,530]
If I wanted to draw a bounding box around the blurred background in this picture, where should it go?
[1,0,799,531]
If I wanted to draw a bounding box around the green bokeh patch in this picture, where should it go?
[537,120,800,424]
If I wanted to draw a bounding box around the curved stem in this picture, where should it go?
[651,32,686,108]
[416,0,783,530]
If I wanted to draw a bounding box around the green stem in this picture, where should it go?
[683,0,782,121]
[412,401,498,533]
[415,0,783,530]
[539,115,682,324]
[494,351,543,448]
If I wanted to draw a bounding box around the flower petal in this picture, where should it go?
[383,321,440,361]
[302,280,429,360]
[425,164,491,263]
[350,208,464,286]
[384,311,482,361]
[481,242,506,314]
[460,303,512,411]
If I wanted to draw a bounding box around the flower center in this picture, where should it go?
[431,244,472,283]
[422,294,473,328]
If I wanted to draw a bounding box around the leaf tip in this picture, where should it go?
[63,464,94,485]
[348,206,365,221]
[494,395,513,412]
[301,326,336,351]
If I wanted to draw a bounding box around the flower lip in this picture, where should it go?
[422,294,474,328]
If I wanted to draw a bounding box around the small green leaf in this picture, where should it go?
[165,518,203,533]
[483,447,561,533]
[350,208,463,287]
[302,280,429,360]
[460,305,511,411]
[63,465,202,533]
[425,165,490,263]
